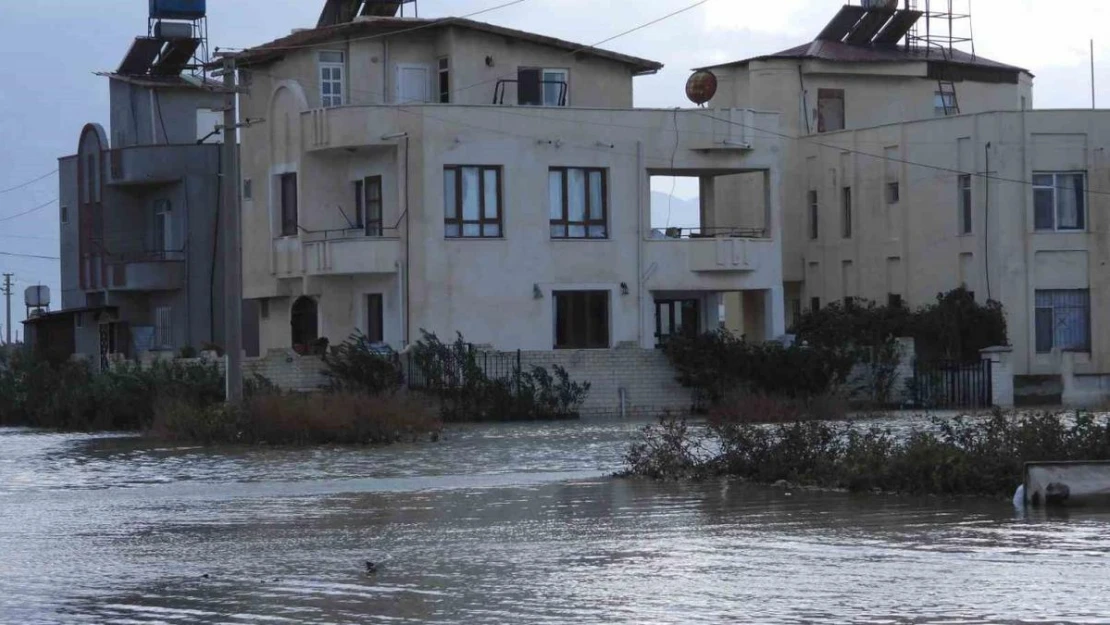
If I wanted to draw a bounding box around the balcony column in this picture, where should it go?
[764,284,786,341]
[698,176,716,233]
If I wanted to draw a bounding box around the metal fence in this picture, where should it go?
[405,345,524,392]
[911,358,992,409]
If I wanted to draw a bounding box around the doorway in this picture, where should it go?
[290,296,319,350]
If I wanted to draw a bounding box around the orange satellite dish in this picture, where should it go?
[685,70,718,106]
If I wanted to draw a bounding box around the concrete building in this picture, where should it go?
[235,12,786,360]
[29,26,246,366]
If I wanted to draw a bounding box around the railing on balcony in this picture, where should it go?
[492,79,568,106]
[298,225,401,276]
[648,226,769,240]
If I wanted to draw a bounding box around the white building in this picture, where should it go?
[234,10,785,386]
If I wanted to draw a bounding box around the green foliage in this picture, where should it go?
[178,346,198,359]
[663,330,857,405]
[322,331,402,395]
[623,410,1110,497]
[409,330,590,422]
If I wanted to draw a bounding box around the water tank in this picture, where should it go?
[154,21,195,39]
[862,0,898,9]
[149,0,206,20]
[24,285,50,308]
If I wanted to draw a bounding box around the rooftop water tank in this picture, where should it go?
[150,0,206,20]
[24,285,50,308]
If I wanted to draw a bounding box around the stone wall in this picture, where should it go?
[517,347,693,418]
[161,349,328,393]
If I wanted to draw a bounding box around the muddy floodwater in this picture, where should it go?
[3,420,1110,624]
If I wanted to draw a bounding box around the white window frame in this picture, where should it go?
[541,68,569,107]
[318,51,345,108]
[958,174,973,234]
[395,63,431,104]
[1033,172,1086,232]
[437,57,450,104]
[153,199,172,253]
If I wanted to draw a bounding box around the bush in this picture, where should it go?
[323,331,402,395]
[708,393,849,425]
[623,410,1110,497]
[409,330,590,421]
[150,391,442,446]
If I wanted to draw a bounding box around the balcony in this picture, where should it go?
[643,229,779,290]
[84,251,186,292]
[301,229,401,276]
[107,144,217,186]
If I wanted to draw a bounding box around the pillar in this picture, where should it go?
[980,345,1014,408]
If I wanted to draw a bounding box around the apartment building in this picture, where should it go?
[30,9,238,366]
[690,2,1110,384]
[235,8,786,356]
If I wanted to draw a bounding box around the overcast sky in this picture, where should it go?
[0,0,1106,333]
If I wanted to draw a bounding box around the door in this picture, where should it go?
[396,65,430,104]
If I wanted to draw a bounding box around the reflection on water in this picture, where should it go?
[2,420,1110,625]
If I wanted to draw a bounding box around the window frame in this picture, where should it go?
[1035,289,1091,353]
[318,50,345,108]
[655,298,700,346]
[958,174,973,234]
[443,165,503,239]
[841,186,852,239]
[154,306,173,350]
[886,181,900,205]
[354,175,384,236]
[934,91,958,117]
[817,88,845,133]
[807,190,819,240]
[554,290,610,350]
[437,57,450,104]
[153,198,172,253]
[279,173,298,237]
[549,167,608,240]
[517,67,569,107]
[1033,172,1086,232]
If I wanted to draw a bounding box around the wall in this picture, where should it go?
[108,79,223,147]
[799,110,1110,377]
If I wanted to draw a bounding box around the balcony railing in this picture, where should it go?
[492,79,568,106]
[299,226,401,276]
[648,226,769,240]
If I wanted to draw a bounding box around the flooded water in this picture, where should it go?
[3,419,1110,625]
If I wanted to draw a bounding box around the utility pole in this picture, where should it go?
[2,273,12,345]
[220,53,244,403]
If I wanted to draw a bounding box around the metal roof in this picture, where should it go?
[231,17,663,74]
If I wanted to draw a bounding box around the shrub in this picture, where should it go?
[150,391,442,446]
[707,393,848,425]
[409,330,591,421]
[323,331,402,395]
[623,410,1110,498]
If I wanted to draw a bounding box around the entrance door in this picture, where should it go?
[290,296,319,351]
[655,299,701,345]
[396,65,430,104]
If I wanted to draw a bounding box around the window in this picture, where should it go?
[60,205,68,224]
[1035,289,1090,353]
[444,166,502,238]
[549,168,607,239]
[259,299,269,320]
[1034,173,1085,231]
[438,57,450,103]
[153,199,172,253]
[886,181,900,204]
[319,51,344,108]
[934,91,958,116]
[810,297,821,312]
[355,176,383,236]
[366,294,384,343]
[397,64,430,103]
[888,293,903,309]
[243,178,253,201]
[555,291,609,349]
[808,190,819,240]
[517,68,568,106]
[655,299,700,345]
[154,306,172,349]
[958,174,972,234]
[280,173,298,236]
[841,186,852,238]
[817,89,844,133]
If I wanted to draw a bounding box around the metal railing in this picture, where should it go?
[298,224,401,242]
[648,226,769,240]
[492,79,568,106]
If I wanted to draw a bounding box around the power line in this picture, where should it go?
[0,199,57,224]
[0,170,57,195]
[0,251,59,261]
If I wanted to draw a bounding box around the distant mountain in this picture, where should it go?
[649,191,700,231]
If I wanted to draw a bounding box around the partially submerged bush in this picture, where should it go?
[151,391,441,446]
[323,331,402,395]
[623,410,1110,497]
[409,330,590,421]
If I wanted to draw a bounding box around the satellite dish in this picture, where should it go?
[685,70,718,106]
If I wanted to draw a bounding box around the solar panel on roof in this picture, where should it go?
[845,8,895,45]
[152,38,200,75]
[117,37,165,75]
[816,5,867,42]
[872,10,923,45]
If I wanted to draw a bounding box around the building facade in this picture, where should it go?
[236,15,786,355]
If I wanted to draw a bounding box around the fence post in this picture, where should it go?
[516,349,522,394]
